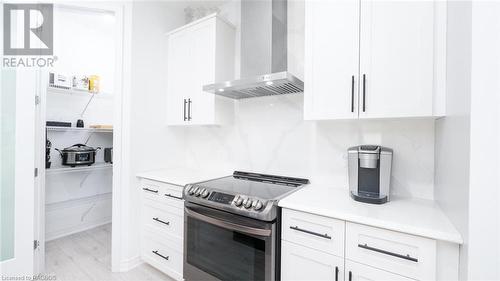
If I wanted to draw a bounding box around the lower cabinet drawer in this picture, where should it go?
[141,232,183,281]
[345,260,414,281]
[345,222,436,280]
[142,199,183,239]
[281,240,344,281]
[282,208,345,257]
[140,179,184,206]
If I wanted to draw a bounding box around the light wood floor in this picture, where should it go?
[45,224,174,281]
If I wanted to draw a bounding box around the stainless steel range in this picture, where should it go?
[183,171,309,281]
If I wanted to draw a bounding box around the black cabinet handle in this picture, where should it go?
[349,271,352,281]
[289,226,331,239]
[142,187,158,193]
[362,74,366,112]
[183,99,187,121]
[358,243,418,262]
[152,217,170,226]
[165,193,183,200]
[335,266,339,281]
[152,250,169,261]
[187,98,192,121]
[351,75,355,113]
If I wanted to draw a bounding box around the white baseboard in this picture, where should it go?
[46,219,112,241]
[119,256,143,272]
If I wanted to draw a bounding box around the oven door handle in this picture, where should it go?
[185,207,272,237]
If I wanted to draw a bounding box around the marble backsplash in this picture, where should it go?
[181,94,435,200]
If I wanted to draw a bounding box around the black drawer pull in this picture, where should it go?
[348,271,352,281]
[152,217,170,226]
[183,99,187,121]
[165,193,183,200]
[335,266,339,281]
[152,250,169,261]
[362,74,366,112]
[289,226,331,239]
[351,75,355,113]
[358,243,418,262]
[142,187,158,193]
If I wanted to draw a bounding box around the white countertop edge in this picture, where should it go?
[136,167,231,187]
[279,201,464,244]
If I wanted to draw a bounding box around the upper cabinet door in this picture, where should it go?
[189,19,216,125]
[359,1,435,118]
[166,15,234,126]
[166,30,191,125]
[304,0,360,120]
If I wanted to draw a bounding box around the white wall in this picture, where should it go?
[184,95,436,199]
[435,1,500,280]
[434,2,472,280]
[468,2,500,279]
[124,0,187,264]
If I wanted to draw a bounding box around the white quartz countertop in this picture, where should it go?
[136,167,230,186]
[279,184,463,244]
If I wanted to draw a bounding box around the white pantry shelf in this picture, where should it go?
[46,163,113,175]
[46,126,113,133]
[47,86,113,99]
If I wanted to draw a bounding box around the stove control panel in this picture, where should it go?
[208,192,235,204]
[186,185,268,212]
[233,195,266,211]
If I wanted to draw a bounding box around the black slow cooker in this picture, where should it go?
[55,144,101,167]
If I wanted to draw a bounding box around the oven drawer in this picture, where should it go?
[142,199,183,239]
[142,232,183,281]
[140,179,184,207]
[345,222,436,280]
[282,208,345,257]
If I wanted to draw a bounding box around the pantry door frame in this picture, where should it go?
[33,1,132,274]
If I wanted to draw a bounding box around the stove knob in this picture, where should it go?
[253,200,264,211]
[244,198,253,209]
[188,186,196,195]
[194,187,202,197]
[234,196,244,207]
[201,189,210,198]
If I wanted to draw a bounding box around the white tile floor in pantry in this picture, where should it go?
[45,224,174,281]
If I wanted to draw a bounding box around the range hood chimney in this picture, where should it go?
[203,0,304,99]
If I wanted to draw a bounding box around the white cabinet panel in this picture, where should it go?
[345,222,436,280]
[281,241,344,281]
[305,0,442,120]
[282,208,345,257]
[190,19,216,125]
[166,30,190,125]
[304,0,360,120]
[166,14,234,126]
[345,260,413,281]
[359,1,435,118]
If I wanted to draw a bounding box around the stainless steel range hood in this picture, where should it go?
[203,0,304,100]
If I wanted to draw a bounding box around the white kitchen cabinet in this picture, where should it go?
[345,260,413,281]
[166,14,235,126]
[281,208,459,281]
[304,0,444,120]
[139,178,184,281]
[304,0,360,120]
[359,1,435,118]
[281,240,344,281]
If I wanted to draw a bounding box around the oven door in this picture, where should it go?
[184,202,276,281]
